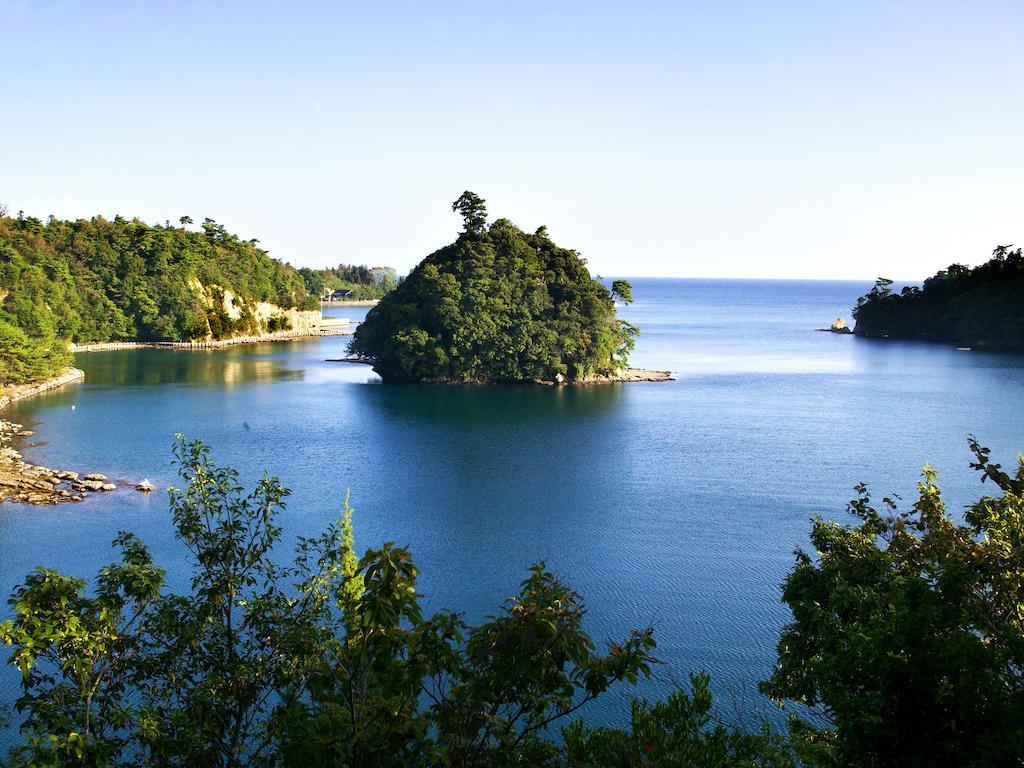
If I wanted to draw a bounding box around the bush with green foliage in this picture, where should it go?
[4,433,1023,766]
[853,245,1024,350]
[762,438,1024,767]
[348,192,637,383]
[0,212,317,353]
[1,438,791,768]
[0,318,72,385]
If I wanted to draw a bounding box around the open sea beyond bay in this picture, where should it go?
[3,278,1024,734]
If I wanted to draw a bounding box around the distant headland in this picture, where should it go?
[0,211,398,386]
[852,245,1024,351]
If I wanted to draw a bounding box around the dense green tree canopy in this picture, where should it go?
[853,245,1024,350]
[0,211,327,383]
[0,318,71,385]
[0,212,317,348]
[349,193,636,383]
[762,439,1024,767]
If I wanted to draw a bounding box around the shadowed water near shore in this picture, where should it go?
[3,279,1024,740]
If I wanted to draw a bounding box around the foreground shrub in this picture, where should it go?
[762,439,1024,767]
[1,437,788,767]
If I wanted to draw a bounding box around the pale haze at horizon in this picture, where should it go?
[2,1,1021,281]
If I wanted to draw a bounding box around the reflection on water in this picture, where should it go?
[80,347,306,387]
[362,381,622,426]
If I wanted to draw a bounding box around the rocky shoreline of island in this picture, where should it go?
[563,368,675,384]
[327,358,673,384]
[0,367,156,506]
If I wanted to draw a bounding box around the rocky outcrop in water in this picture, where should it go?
[816,317,853,335]
[0,369,140,505]
[0,419,108,504]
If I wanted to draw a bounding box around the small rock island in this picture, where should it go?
[348,193,669,384]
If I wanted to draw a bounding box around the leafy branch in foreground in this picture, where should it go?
[762,438,1024,768]
[7,435,1020,766]
[2,436,786,767]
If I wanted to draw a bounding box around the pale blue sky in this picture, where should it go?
[2,1,1021,279]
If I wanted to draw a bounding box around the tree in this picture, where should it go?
[451,191,487,235]
[0,535,164,766]
[350,195,637,382]
[852,246,1024,349]
[0,318,72,385]
[0,211,317,354]
[179,215,193,227]
[871,277,893,297]
[761,440,1024,767]
[565,673,794,767]
[611,279,634,305]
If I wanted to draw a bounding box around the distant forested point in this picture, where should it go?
[853,245,1024,350]
[348,192,637,383]
[299,263,398,301]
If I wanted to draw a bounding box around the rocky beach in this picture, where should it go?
[0,418,118,505]
[0,366,141,506]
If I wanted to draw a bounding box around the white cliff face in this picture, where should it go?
[222,289,244,320]
[254,302,321,335]
[829,317,853,334]
[190,282,321,338]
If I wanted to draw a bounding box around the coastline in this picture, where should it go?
[326,359,674,385]
[70,327,350,354]
[0,367,85,410]
[0,367,126,506]
[321,299,380,307]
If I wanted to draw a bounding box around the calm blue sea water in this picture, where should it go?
[2,278,1023,736]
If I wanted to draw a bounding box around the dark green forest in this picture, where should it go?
[0,212,321,384]
[2,436,1021,767]
[349,193,637,383]
[853,245,1024,350]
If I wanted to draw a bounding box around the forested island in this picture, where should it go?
[349,193,641,383]
[853,245,1024,350]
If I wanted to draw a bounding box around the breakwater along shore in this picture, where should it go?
[71,327,352,354]
[0,367,85,410]
[321,299,379,307]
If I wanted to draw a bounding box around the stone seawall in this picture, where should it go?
[0,367,85,410]
[71,328,325,353]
